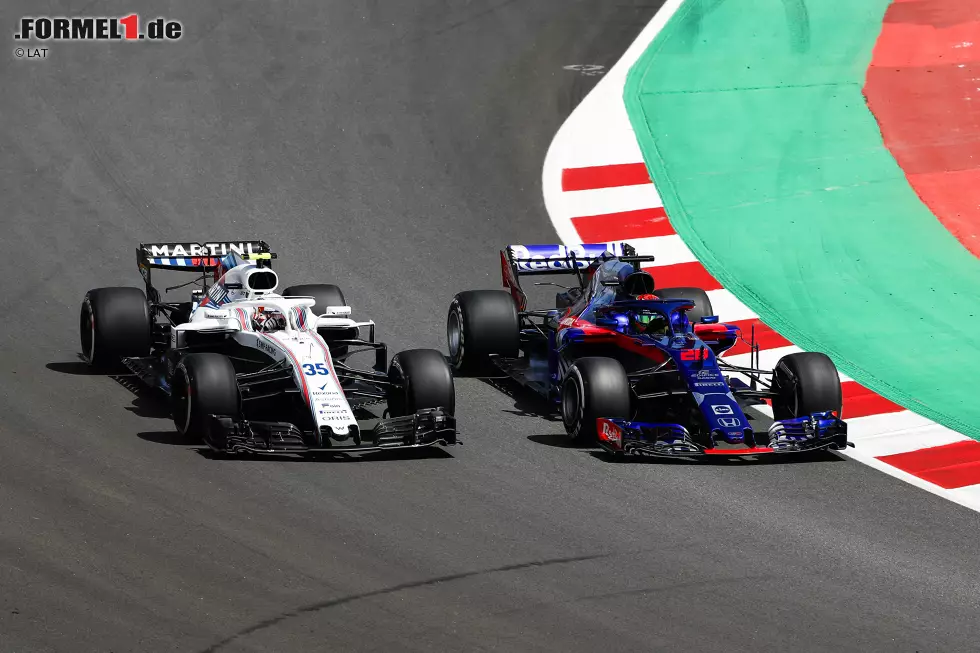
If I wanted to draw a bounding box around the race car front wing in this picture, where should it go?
[596,411,849,458]
[206,408,457,455]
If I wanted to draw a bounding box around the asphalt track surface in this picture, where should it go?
[2,2,980,651]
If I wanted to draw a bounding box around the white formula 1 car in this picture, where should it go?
[78,241,456,455]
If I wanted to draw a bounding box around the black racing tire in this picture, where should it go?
[387,349,455,417]
[80,287,151,368]
[283,284,352,357]
[282,283,346,310]
[171,353,241,448]
[447,290,520,374]
[561,357,631,445]
[772,352,843,420]
[653,287,714,323]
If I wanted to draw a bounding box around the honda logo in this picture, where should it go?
[718,417,741,428]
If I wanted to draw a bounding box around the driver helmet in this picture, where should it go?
[631,309,669,336]
[252,307,287,332]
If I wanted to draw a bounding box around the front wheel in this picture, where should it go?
[387,349,455,417]
[561,357,631,445]
[772,352,842,420]
[171,353,241,448]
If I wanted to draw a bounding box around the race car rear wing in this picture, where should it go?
[500,243,656,310]
[137,241,277,271]
[503,243,639,274]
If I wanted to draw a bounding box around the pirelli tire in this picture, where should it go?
[171,353,242,449]
[283,283,352,357]
[561,357,631,445]
[282,283,346,310]
[387,349,455,417]
[772,352,843,421]
[80,287,152,369]
[652,287,714,323]
[447,290,520,374]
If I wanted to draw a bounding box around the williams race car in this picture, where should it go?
[446,243,850,459]
[79,241,456,455]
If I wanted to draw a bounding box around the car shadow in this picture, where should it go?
[527,433,587,449]
[589,448,847,466]
[193,446,456,463]
[138,430,200,447]
[477,376,560,421]
[46,357,127,375]
[49,357,172,419]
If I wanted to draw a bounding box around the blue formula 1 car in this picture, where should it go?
[446,243,851,458]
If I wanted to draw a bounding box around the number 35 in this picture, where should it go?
[302,363,329,376]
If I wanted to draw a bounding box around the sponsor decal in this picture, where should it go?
[712,405,734,415]
[14,15,182,42]
[695,369,718,379]
[718,417,741,428]
[693,381,727,389]
[255,339,277,357]
[204,310,228,319]
[510,244,623,272]
[146,242,259,258]
[599,420,622,446]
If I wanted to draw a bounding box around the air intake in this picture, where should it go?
[245,269,278,293]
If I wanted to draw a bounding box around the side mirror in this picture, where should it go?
[700,316,719,324]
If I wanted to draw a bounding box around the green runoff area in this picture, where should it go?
[624,0,980,439]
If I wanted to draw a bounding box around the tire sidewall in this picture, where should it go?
[447,299,466,372]
[561,367,586,439]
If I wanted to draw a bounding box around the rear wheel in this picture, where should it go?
[653,287,714,323]
[80,287,151,368]
[387,349,455,417]
[561,357,631,445]
[447,290,520,374]
[283,284,353,356]
[171,353,241,448]
[772,352,842,420]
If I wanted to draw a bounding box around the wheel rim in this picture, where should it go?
[447,309,462,362]
[561,381,579,430]
[175,367,192,434]
[81,301,95,363]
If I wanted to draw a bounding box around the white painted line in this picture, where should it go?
[708,289,759,323]
[844,411,971,457]
[628,235,695,264]
[840,447,980,512]
[557,184,663,222]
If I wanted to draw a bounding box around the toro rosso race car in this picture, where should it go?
[447,243,850,459]
[79,241,456,455]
